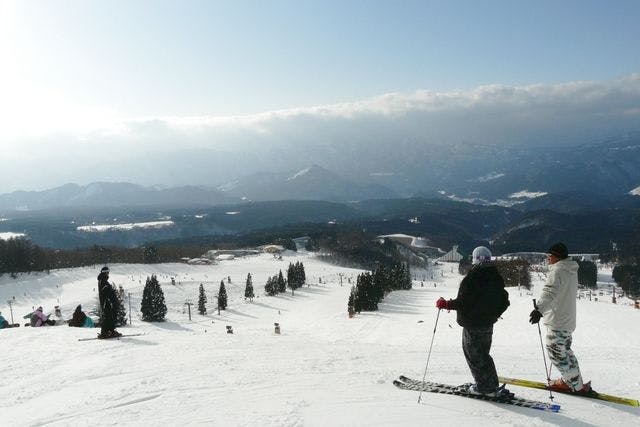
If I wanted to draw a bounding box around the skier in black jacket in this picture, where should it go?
[436,246,510,397]
[98,266,121,339]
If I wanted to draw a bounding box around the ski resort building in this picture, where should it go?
[436,245,464,263]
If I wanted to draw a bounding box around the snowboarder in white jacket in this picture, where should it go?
[530,242,590,392]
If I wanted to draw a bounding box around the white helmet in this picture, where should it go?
[472,246,492,265]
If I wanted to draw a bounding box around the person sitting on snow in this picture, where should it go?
[67,304,94,328]
[0,312,9,329]
[30,307,56,327]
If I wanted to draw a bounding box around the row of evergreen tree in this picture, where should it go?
[612,265,640,299]
[458,257,600,290]
[197,280,229,315]
[138,267,309,323]
[0,238,205,276]
[264,262,307,296]
[458,258,532,289]
[347,263,411,316]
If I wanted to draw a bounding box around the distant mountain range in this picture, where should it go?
[216,164,398,202]
[1,191,638,257]
[0,166,400,212]
[0,182,235,211]
[1,134,639,255]
[3,134,640,211]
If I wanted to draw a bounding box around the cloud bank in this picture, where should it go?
[1,75,639,193]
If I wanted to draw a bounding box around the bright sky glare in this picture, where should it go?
[0,1,639,193]
[1,0,639,125]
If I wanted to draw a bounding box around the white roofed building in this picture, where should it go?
[436,245,464,263]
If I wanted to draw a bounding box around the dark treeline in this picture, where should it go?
[605,241,640,300]
[612,265,640,299]
[0,238,204,276]
[459,258,532,289]
[348,263,411,316]
[577,260,598,289]
[311,231,408,271]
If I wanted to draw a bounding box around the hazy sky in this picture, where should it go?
[1,0,639,192]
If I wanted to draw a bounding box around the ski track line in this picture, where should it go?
[31,393,163,426]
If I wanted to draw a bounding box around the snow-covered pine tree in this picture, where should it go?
[114,284,127,326]
[141,274,167,321]
[287,263,295,288]
[287,269,296,296]
[277,270,286,293]
[198,283,207,315]
[264,276,277,296]
[353,275,364,313]
[348,285,356,317]
[218,280,228,310]
[298,261,306,286]
[244,273,254,301]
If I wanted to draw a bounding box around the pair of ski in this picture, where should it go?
[498,376,639,407]
[394,375,561,412]
[395,375,639,411]
[78,333,145,341]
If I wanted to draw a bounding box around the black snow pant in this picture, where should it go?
[100,301,115,334]
[462,326,499,393]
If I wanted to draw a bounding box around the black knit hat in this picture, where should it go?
[101,266,110,273]
[547,242,568,259]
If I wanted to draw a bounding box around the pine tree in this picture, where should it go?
[288,269,296,296]
[140,275,167,321]
[348,285,356,317]
[218,280,228,310]
[287,263,295,289]
[402,263,413,290]
[265,276,277,296]
[114,284,127,326]
[277,270,287,293]
[298,261,306,286]
[198,283,207,315]
[244,273,254,301]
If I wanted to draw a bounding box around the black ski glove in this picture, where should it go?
[529,309,542,324]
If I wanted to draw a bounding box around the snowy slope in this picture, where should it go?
[1,253,639,426]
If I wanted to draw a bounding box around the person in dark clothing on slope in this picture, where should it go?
[68,304,94,328]
[98,266,121,338]
[436,246,511,397]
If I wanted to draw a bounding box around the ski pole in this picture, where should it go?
[418,307,441,403]
[533,299,554,401]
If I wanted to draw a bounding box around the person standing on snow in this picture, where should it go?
[435,246,511,397]
[98,266,121,338]
[529,243,590,392]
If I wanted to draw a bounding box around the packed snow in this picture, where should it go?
[287,168,311,181]
[1,253,639,426]
[478,172,506,183]
[0,232,26,240]
[509,190,548,199]
[76,221,175,232]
